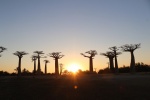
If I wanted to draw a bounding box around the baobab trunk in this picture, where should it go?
[45,63,47,74]
[89,57,93,72]
[18,57,21,76]
[34,60,36,74]
[130,51,135,73]
[114,52,119,73]
[37,57,41,74]
[55,58,59,75]
[109,58,114,72]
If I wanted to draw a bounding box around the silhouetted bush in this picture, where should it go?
[135,62,150,72]
[78,70,97,75]
[21,68,32,76]
[119,66,130,73]
[98,67,111,74]
[98,62,150,74]
[11,72,17,76]
[0,71,10,76]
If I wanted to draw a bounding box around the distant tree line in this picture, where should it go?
[0,47,64,76]
[1,43,149,76]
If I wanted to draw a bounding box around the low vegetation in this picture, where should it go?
[98,62,150,74]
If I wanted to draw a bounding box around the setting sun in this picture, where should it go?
[67,63,81,73]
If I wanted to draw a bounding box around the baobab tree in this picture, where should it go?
[31,55,38,74]
[48,52,64,75]
[109,46,121,73]
[100,52,115,72]
[13,51,28,76]
[81,50,97,72]
[44,60,49,74]
[0,46,7,57]
[120,44,141,73]
[33,51,46,74]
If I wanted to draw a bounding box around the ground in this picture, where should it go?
[0,74,150,100]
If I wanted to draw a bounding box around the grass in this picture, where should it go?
[0,74,150,100]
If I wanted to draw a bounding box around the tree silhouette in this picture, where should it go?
[59,63,63,75]
[0,46,7,57]
[44,60,49,74]
[100,52,115,72]
[109,46,121,73]
[13,51,28,76]
[33,51,45,75]
[81,50,97,72]
[22,68,30,75]
[31,55,38,74]
[120,44,141,73]
[48,52,64,75]
[14,67,18,74]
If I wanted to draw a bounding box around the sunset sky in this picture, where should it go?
[0,0,150,73]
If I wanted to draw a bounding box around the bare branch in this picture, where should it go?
[100,52,115,58]
[34,51,44,55]
[48,52,64,59]
[58,55,64,59]
[33,51,45,59]
[109,46,119,51]
[80,53,89,58]
[81,50,97,58]
[44,60,50,63]
[134,43,141,50]
[0,46,7,53]
[120,43,141,52]
[0,46,7,57]
[13,51,28,58]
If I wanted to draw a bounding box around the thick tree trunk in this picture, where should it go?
[37,56,41,74]
[114,51,119,73]
[34,60,36,74]
[45,63,47,74]
[109,58,114,72]
[18,57,21,76]
[114,57,119,73]
[89,57,93,72]
[130,51,135,73]
[55,58,59,75]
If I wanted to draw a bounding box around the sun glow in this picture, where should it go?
[67,63,81,73]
